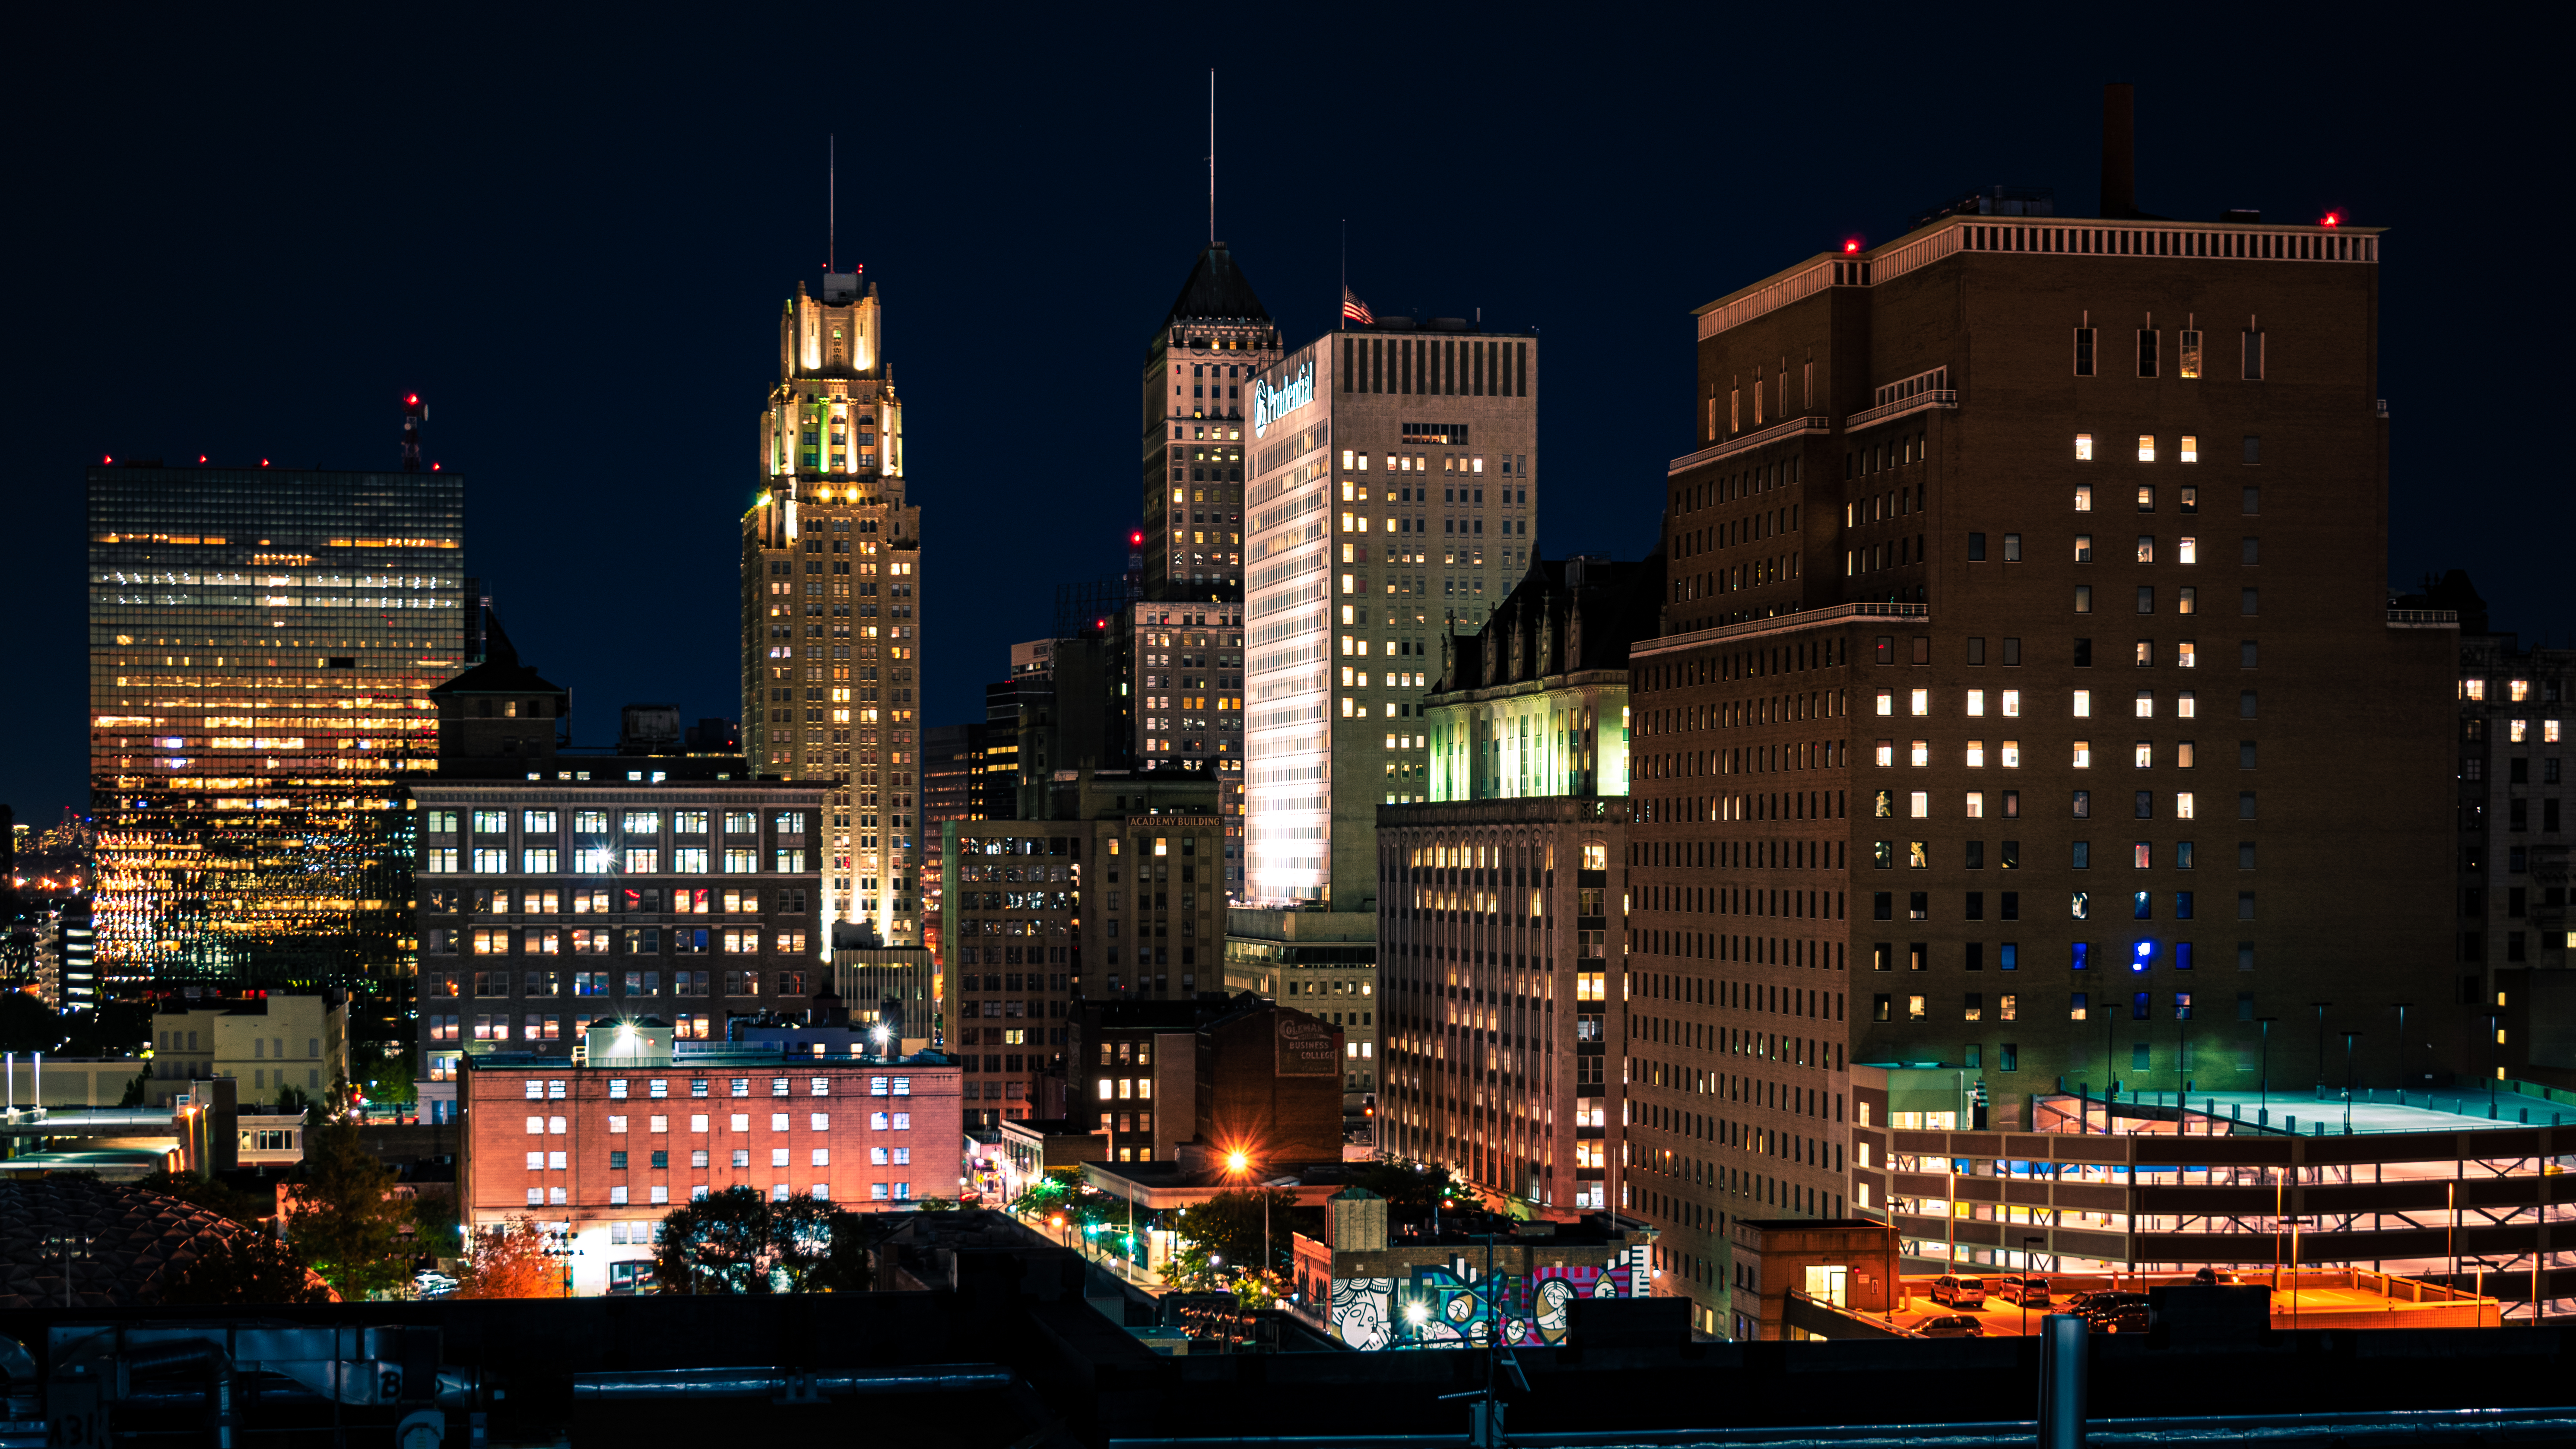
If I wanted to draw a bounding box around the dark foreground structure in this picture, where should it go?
[1,1211,2572,1446]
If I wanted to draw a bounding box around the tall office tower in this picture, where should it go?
[1142,243,1279,604]
[742,268,924,947]
[1241,320,1540,907]
[89,445,465,989]
[1379,556,1656,1212]
[1623,96,2455,1319]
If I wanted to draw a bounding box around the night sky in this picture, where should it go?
[3,13,2551,827]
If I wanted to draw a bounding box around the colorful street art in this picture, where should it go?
[1326,1250,1641,1350]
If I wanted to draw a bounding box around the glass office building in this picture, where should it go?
[89,463,466,989]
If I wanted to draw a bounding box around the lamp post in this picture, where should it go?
[2486,1013,2502,1116]
[1227,1148,1269,1282]
[2391,1002,2413,1100]
[2340,1032,2362,1135]
[2256,1017,2277,1121]
[2101,998,2119,1134]
[2021,1235,2044,1338]
[2310,1002,2332,1096]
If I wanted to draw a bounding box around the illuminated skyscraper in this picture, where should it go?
[88,449,466,988]
[742,267,924,945]
[1141,242,1278,604]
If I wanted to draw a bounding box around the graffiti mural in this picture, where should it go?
[1326,1252,1638,1350]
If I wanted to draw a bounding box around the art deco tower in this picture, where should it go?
[1140,242,1278,603]
[741,268,924,945]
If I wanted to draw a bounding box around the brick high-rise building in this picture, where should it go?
[1142,243,1278,605]
[1621,94,2457,1324]
[742,267,924,948]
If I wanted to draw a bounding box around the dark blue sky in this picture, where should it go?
[3,11,2550,824]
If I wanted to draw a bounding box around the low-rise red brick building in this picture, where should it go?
[457,1021,961,1293]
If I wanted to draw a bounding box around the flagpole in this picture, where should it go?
[1339,219,1346,332]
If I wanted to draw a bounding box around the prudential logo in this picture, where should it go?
[1251,363,1315,438]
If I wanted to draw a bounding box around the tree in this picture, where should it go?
[286,1081,414,1299]
[1350,1159,1471,1211]
[451,1215,558,1299]
[161,1232,335,1305]
[1172,1188,1300,1281]
[137,1170,269,1226]
[0,991,66,1054]
[116,1066,148,1107]
[276,1083,312,1117]
[651,1186,876,1294]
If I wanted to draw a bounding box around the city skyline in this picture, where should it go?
[3,17,2559,820]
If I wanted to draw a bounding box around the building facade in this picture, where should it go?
[938,823,1079,1128]
[454,1025,962,1293]
[2451,618,2571,1029]
[412,625,825,1121]
[1377,557,1656,1216]
[88,459,466,987]
[741,267,925,948]
[1142,243,1278,604]
[1127,599,1245,894]
[1242,321,1541,908]
[1621,187,2459,1335]
[146,990,349,1110]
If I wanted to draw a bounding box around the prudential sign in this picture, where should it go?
[1252,363,1315,438]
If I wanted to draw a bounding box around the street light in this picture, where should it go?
[2256,1017,2278,1120]
[2341,1031,2362,1135]
[1226,1147,1269,1282]
[2310,1002,2332,1096]
[2021,1235,2045,1338]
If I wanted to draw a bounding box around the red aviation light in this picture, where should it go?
[406,393,420,404]
[102,454,113,464]
[2319,212,2341,227]
[1844,238,1862,254]
[1130,531,1143,545]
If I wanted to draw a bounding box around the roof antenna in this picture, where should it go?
[1206,70,1216,247]
[828,133,837,271]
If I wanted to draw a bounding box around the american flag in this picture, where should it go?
[1341,286,1374,324]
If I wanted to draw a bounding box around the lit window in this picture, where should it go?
[2135,741,2154,767]
[2177,537,2198,564]
[2072,689,2092,718]
[2138,435,2156,463]
[2179,435,2198,463]
[2075,434,2094,461]
[2000,740,2021,768]
[1910,740,1930,767]
[1910,791,1929,819]
[2001,690,2021,717]
[2072,741,2092,768]
[2509,679,2531,702]
[1875,690,1894,716]
[2137,535,2156,564]
[1966,740,1987,768]
[2136,690,2154,718]
[2177,691,2197,718]
[2176,792,2195,819]
[2075,485,2094,513]
[1910,688,1930,716]
[1875,740,1894,767]
[1967,689,1986,717]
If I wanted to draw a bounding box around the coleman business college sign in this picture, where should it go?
[1275,1015,1339,1075]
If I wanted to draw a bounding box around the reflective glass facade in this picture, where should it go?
[88,465,466,986]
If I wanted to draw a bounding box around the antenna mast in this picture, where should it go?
[829,134,836,271]
[1207,70,1215,246]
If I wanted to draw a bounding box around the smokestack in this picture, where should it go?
[2101,82,2137,219]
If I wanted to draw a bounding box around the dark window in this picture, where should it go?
[2072,638,2093,667]
[1968,532,1987,561]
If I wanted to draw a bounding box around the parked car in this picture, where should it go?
[1929,1274,1987,1309]
[1992,1275,2052,1306]
[2072,1291,2152,1333]
[1916,1313,1986,1338]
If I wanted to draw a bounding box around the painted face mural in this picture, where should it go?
[1326,1256,1636,1349]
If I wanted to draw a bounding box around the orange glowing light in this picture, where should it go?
[1226,1150,1250,1173]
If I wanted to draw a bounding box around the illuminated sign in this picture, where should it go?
[1252,363,1316,438]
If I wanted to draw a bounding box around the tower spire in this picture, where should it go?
[1207,70,1215,246]
[829,133,837,272]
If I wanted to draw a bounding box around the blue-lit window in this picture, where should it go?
[2174,942,2194,970]
[2133,890,2153,919]
[1999,943,2019,970]
[2070,942,2091,970]
[2175,891,2195,919]
[2132,992,2151,1021]
[2132,939,2156,972]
